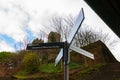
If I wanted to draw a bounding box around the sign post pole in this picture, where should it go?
[55,8,85,80]
[63,41,69,80]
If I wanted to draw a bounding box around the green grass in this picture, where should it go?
[16,70,29,76]
[69,62,84,69]
[39,63,61,73]
[13,75,28,79]
[39,62,82,73]
[39,62,83,73]
[14,62,83,79]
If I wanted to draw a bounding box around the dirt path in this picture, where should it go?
[69,68,81,74]
[0,69,6,77]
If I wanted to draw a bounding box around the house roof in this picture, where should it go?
[84,0,120,37]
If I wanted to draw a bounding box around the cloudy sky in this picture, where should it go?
[0,0,120,61]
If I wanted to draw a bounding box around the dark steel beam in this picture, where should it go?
[84,0,120,37]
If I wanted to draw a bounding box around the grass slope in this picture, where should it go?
[14,62,82,80]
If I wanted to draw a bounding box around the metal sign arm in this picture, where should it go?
[55,49,63,66]
[69,45,94,59]
[67,8,85,45]
[27,42,64,50]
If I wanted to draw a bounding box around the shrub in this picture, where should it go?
[21,52,40,74]
[0,51,14,63]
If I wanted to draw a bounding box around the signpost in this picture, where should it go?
[26,8,94,80]
[55,8,94,80]
[55,8,85,65]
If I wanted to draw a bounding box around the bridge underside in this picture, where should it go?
[84,0,120,37]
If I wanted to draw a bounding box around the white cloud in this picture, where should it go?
[28,16,44,38]
[0,0,29,42]
[0,41,15,52]
[110,40,120,62]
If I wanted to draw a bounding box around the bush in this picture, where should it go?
[0,51,14,63]
[21,52,40,74]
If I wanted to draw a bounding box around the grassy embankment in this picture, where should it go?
[14,62,82,79]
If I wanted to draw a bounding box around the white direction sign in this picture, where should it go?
[67,8,84,45]
[70,45,94,60]
[55,8,85,65]
[55,49,63,65]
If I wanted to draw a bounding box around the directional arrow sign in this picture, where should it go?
[55,8,85,65]
[55,49,63,65]
[67,8,84,45]
[27,42,64,50]
[69,45,94,59]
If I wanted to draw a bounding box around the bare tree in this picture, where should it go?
[14,37,31,52]
[49,14,116,50]
[64,14,74,28]
[49,15,75,41]
[50,16,63,41]
[22,37,31,50]
[74,27,114,48]
[63,15,75,40]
